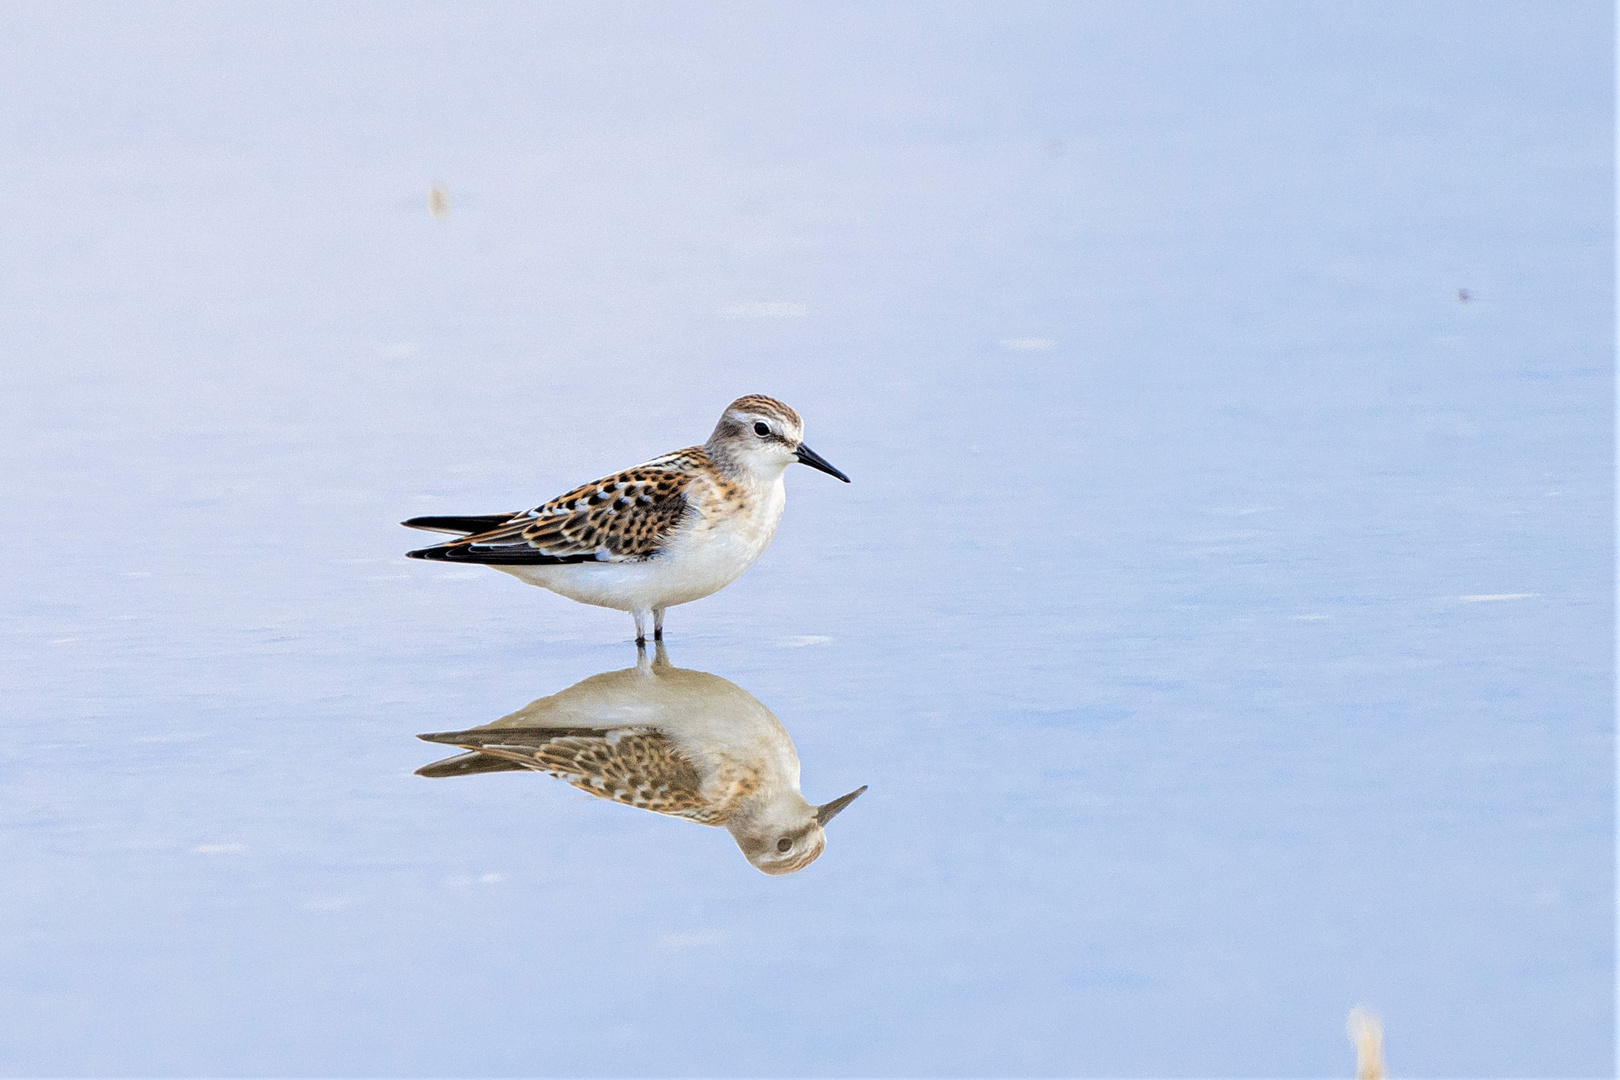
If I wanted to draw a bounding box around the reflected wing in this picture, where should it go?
[418,726,724,823]
[404,457,698,565]
[415,751,532,778]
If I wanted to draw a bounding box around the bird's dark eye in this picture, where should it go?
[776,837,792,853]
[753,421,770,437]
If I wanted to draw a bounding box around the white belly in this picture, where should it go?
[496,478,786,613]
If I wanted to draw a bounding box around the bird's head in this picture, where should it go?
[707,395,850,484]
[730,784,867,875]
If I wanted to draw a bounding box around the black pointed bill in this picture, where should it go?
[814,784,868,826]
[795,443,851,483]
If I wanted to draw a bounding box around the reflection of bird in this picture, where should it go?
[417,643,866,874]
[403,395,849,643]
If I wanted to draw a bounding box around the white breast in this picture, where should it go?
[500,473,787,613]
[656,474,786,606]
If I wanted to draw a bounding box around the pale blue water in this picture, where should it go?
[0,3,1612,1076]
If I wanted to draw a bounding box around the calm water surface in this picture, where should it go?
[0,4,1612,1075]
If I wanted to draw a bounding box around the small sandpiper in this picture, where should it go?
[403,395,849,642]
[417,641,867,874]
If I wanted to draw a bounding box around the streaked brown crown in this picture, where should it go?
[725,395,801,429]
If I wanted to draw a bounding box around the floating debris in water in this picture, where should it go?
[1346,1007,1385,1080]
[428,182,450,219]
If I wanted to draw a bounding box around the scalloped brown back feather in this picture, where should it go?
[429,726,759,825]
[407,450,706,564]
[535,731,724,821]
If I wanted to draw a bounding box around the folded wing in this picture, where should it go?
[417,725,724,823]
[404,460,694,565]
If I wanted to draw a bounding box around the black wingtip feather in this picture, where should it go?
[415,752,533,778]
[418,725,608,747]
[401,514,515,535]
[405,546,457,561]
[418,730,475,745]
[404,543,606,565]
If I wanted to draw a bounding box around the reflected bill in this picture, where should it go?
[417,643,866,875]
